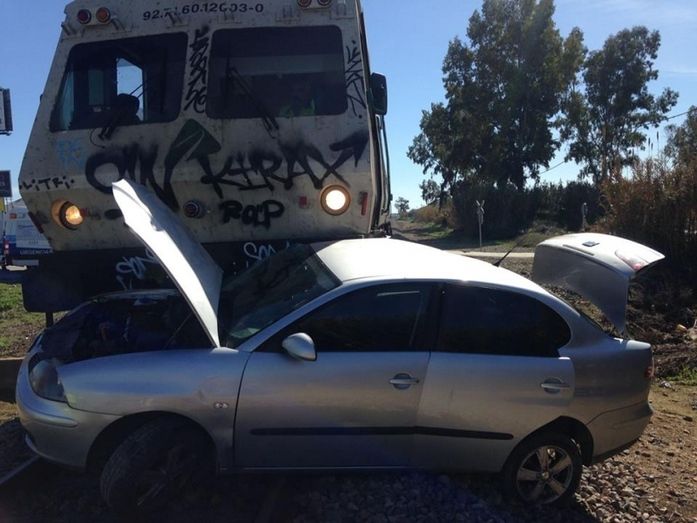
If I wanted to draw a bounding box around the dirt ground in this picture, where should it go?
[0,384,694,522]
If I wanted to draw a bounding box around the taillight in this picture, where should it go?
[616,250,648,271]
[77,7,112,25]
[96,7,111,23]
[298,0,332,7]
[77,9,92,24]
[644,356,655,379]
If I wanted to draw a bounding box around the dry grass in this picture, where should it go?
[0,284,45,357]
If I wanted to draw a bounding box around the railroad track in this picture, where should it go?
[0,455,40,488]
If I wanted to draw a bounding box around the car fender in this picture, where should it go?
[58,348,250,458]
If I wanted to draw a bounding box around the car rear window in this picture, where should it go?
[436,285,570,357]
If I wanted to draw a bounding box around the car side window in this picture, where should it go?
[436,285,570,357]
[263,283,433,352]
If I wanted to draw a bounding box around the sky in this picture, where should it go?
[1,0,697,209]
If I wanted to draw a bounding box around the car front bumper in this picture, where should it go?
[16,354,120,469]
[587,400,652,461]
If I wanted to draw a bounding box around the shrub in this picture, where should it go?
[600,159,697,285]
[412,203,450,226]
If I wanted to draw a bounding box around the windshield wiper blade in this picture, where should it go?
[98,91,143,141]
[227,67,279,135]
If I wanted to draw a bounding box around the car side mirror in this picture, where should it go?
[369,73,388,116]
[281,333,317,362]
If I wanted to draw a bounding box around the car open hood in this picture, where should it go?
[532,233,664,334]
[112,179,222,347]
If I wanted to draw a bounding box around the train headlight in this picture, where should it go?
[321,186,351,216]
[52,200,84,230]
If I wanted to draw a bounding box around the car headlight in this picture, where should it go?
[29,358,67,403]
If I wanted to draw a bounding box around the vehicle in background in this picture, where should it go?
[19,0,391,314]
[1,200,52,267]
[0,212,6,268]
[16,179,663,513]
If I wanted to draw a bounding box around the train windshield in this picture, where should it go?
[207,25,347,119]
[50,33,187,132]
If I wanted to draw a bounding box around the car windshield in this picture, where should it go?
[218,244,340,348]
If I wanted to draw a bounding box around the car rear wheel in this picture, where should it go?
[100,419,211,514]
[502,432,582,505]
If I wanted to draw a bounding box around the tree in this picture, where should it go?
[665,106,697,166]
[560,27,678,183]
[409,0,585,194]
[395,197,410,218]
[419,179,442,206]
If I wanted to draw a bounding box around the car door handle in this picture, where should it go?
[390,373,420,390]
[540,379,571,393]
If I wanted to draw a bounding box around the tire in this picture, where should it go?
[100,419,211,514]
[501,432,582,506]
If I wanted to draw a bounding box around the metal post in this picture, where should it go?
[475,200,485,248]
[45,312,54,328]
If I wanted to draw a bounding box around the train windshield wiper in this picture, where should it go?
[226,67,279,136]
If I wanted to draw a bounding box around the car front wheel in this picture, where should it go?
[100,419,211,514]
[502,432,582,505]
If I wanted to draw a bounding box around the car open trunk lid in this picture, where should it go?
[532,233,664,335]
[112,179,222,347]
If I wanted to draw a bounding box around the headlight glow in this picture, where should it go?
[321,185,351,216]
[51,200,84,230]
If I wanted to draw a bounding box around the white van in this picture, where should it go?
[1,200,52,267]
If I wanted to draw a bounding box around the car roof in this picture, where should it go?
[312,238,544,293]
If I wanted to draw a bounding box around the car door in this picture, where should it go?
[413,284,575,473]
[234,282,434,469]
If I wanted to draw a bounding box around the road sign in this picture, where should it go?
[0,171,12,198]
[0,89,12,134]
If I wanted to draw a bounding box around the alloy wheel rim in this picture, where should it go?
[515,445,574,504]
[135,443,198,508]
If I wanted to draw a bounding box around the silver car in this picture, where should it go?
[17,180,663,513]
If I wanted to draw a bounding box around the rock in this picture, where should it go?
[684,415,694,422]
